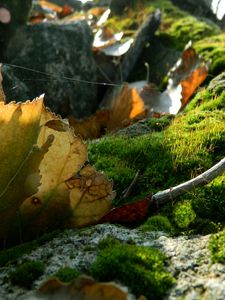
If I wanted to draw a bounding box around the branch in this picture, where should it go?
[152,157,225,206]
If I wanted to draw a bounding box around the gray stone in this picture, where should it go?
[5,20,97,118]
[0,224,225,300]
[1,65,30,101]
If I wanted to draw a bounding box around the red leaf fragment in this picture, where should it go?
[59,5,74,18]
[100,198,151,224]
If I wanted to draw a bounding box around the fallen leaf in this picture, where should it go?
[93,27,123,49]
[100,198,151,224]
[107,84,147,131]
[66,165,113,227]
[39,0,62,14]
[19,106,113,237]
[39,276,131,300]
[101,38,134,57]
[68,110,109,140]
[69,84,147,139]
[59,5,74,18]
[140,42,209,114]
[0,97,51,239]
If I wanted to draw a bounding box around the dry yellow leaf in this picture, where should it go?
[66,165,113,227]
[19,107,113,237]
[0,97,50,239]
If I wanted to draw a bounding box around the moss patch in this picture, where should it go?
[159,16,220,51]
[209,228,225,264]
[9,260,45,289]
[90,242,175,299]
[54,267,80,283]
[194,34,225,76]
[139,215,174,234]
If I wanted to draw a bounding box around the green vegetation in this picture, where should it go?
[54,267,80,283]
[173,201,196,229]
[160,16,220,51]
[9,260,45,288]
[209,228,225,264]
[90,242,175,299]
[89,70,225,234]
[139,215,174,235]
[98,236,121,250]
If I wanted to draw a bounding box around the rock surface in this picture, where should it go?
[0,224,225,300]
[4,20,97,118]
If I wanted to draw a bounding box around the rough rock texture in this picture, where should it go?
[0,0,32,58]
[4,21,97,118]
[1,65,30,101]
[0,224,225,300]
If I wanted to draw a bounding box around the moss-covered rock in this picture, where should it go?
[89,71,225,231]
[90,242,175,299]
[209,228,225,264]
[9,260,45,289]
[159,16,220,51]
[194,34,225,76]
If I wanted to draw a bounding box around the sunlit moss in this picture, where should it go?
[209,228,225,264]
[159,16,220,50]
[173,201,196,229]
[139,215,175,235]
[90,243,175,299]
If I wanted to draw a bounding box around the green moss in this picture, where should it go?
[54,267,80,283]
[9,261,45,289]
[148,115,174,131]
[139,215,174,235]
[159,16,220,51]
[194,34,225,76]
[191,218,222,235]
[89,110,225,202]
[209,228,225,264]
[90,244,175,299]
[98,236,121,250]
[173,201,196,229]
[191,177,225,222]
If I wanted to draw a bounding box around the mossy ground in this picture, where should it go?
[89,75,225,235]
[90,238,175,299]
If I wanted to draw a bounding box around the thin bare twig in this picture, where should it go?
[152,157,225,206]
[121,170,140,199]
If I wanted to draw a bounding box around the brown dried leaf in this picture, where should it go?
[140,43,208,115]
[107,84,147,131]
[68,110,109,140]
[39,276,130,300]
[66,165,113,227]
[69,84,147,139]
